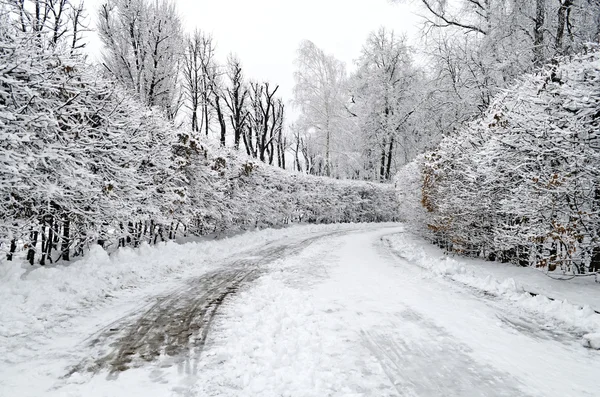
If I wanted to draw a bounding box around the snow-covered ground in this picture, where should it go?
[1,224,599,396]
[384,232,600,340]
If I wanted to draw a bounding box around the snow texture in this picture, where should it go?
[2,224,599,396]
[384,232,600,342]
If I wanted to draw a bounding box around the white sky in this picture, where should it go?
[85,0,422,104]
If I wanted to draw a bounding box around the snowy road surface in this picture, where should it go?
[3,225,599,396]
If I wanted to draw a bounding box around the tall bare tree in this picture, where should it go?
[4,0,88,51]
[224,54,249,150]
[182,30,216,136]
[245,82,284,164]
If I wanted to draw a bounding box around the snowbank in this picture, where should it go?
[384,232,600,347]
[583,333,600,349]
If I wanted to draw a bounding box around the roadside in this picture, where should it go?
[383,232,600,349]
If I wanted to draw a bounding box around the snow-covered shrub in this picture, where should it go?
[404,48,600,273]
[0,22,183,263]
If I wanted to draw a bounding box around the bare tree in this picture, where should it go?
[183,30,203,134]
[205,67,227,147]
[533,0,546,66]
[3,0,88,51]
[223,54,249,150]
[245,82,284,164]
[555,0,574,54]
[182,30,216,136]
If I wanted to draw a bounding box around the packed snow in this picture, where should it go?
[1,224,599,396]
[384,232,600,339]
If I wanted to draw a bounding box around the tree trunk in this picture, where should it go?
[379,137,387,181]
[214,96,227,147]
[325,126,331,177]
[28,230,38,266]
[203,102,210,136]
[46,217,54,264]
[7,239,16,261]
[533,0,546,66]
[61,215,70,261]
[556,0,574,54]
[385,135,394,180]
[191,108,198,133]
[40,223,47,266]
[295,140,301,171]
[242,129,252,156]
[591,246,600,272]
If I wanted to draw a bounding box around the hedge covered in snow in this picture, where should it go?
[0,25,399,264]
[396,48,600,274]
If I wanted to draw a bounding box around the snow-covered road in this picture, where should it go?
[3,225,599,396]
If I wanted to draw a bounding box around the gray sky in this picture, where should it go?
[86,0,422,104]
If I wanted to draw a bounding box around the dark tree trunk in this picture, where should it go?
[379,138,387,181]
[385,136,394,180]
[191,109,198,133]
[590,247,600,272]
[61,215,70,261]
[556,0,574,54]
[7,239,16,261]
[119,222,125,247]
[517,245,530,267]
[28,230,38,265]
[40,223,47,266]
[533,0,546,66]
[203,102,210,136]
[46,217,54,264]
[242,128,252,156]
[127,221,134,245]
[214,96,227,147]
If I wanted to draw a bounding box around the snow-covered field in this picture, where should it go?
[1,224,599,396]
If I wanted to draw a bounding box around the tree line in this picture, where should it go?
[293,0,600,182]
[0,0,400,265]
[98,0,289,168]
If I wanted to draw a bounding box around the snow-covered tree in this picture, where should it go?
[351,28,422,181]
[293,40,348,177]
[182,30,215,137]
[98,0,183,118]
[3,0,89,52]
[223,54,249,150]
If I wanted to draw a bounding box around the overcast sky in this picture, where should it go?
[85,0,422,104]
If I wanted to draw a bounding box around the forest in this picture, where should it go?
[1,0,600,272]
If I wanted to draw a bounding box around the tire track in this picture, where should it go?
[68,230,346,376]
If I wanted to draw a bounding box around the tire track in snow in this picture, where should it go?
[360,310,533,397]
[67,230,345,376]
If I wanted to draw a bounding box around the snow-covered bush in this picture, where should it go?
[400,48,600,273]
